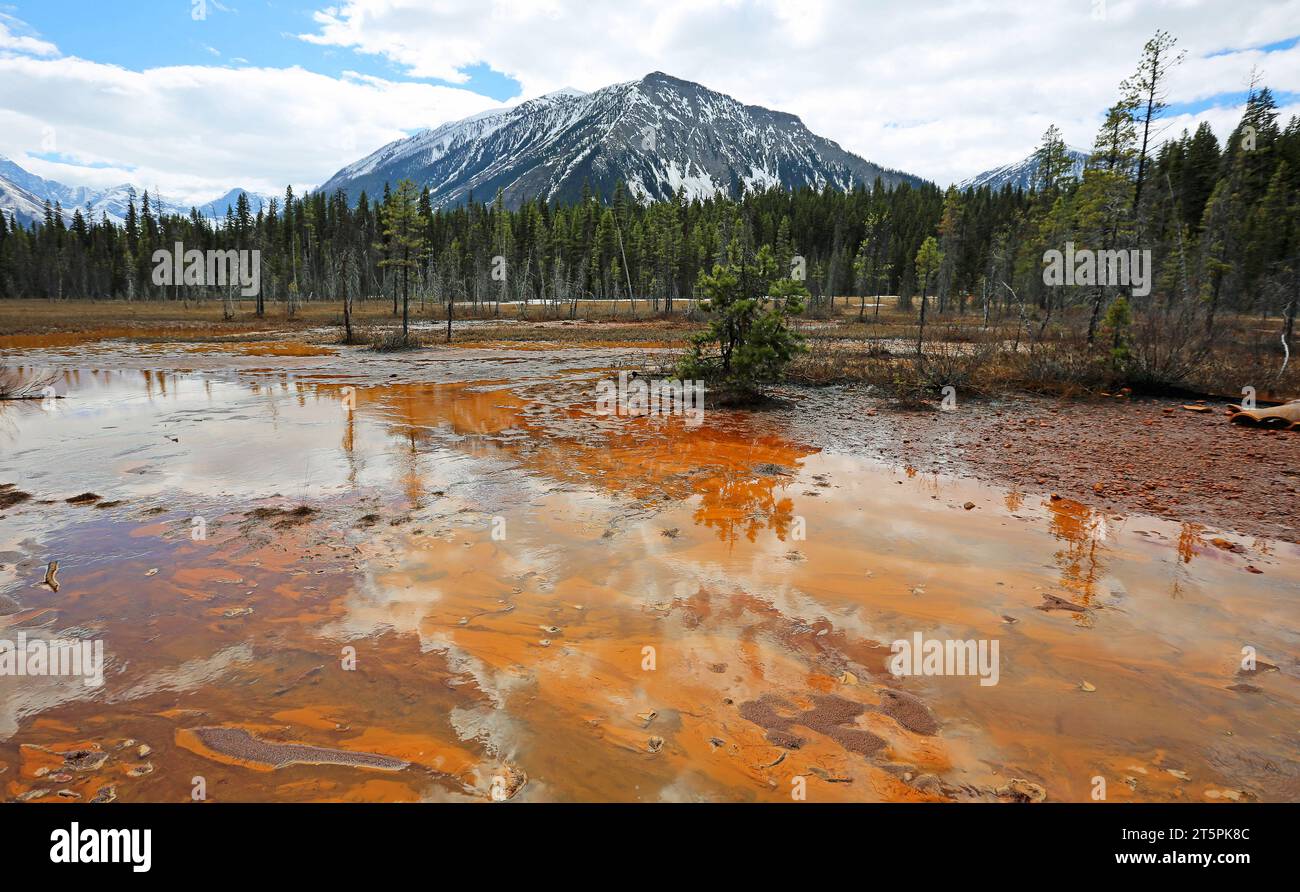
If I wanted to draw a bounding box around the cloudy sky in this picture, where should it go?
[0,0,1297,204]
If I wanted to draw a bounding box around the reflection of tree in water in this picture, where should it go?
[1045,496,1109,605]
[1170,522,1206,600]
[1176,522,1204,564]
[398,424,424,508]
[693,468,797,545]
[318,379,818,541]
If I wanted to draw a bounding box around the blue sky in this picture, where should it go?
[6,0,523,99]
[0,0,1297,199]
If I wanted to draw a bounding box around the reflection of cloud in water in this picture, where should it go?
[108,643,253,704]
[0,643,109,740]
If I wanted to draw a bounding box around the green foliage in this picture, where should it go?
[1033,125,1076,194]
[375,178,427,338]
[679,254,807,393]
[1102,294,1133,362]
[914,235,941,287]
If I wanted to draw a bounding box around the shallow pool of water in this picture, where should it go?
[0,355,1296,802]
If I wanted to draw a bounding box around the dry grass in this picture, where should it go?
[2,297,1294,402]
[368,328,425,352]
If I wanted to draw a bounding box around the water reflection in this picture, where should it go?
[1,363,1296,803]
[1044,495,1112,606]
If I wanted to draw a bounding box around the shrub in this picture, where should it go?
[678,256,808,395]
[368,328,423,352]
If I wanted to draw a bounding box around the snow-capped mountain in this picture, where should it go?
[0,175,46,227]
[319,72,924,208]
[957,147,1090,192]
[0,155,270,227]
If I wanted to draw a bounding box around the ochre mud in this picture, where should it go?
[0,348,1296,803]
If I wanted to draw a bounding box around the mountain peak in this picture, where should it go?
[958,146,1090,191]
[639,70,678,84]
[541,86,585,99]
[318,72,923,208]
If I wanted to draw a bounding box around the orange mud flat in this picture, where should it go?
[0,346,1296,803]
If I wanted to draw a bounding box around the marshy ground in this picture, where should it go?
[0,299,1296,802]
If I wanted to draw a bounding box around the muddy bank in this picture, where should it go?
[775,388,1300,544]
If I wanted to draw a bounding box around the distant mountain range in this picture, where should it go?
[319,72,926,208]
[0,155,270,227]
[1,75,1103,228]
[957,146,1090,191]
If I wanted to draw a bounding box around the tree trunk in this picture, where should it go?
[402,262,410,340]
[1205,276,1222,337]
[916,280,929,358]
[1086,286,1105,346]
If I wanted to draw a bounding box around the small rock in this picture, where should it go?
[999,778,1047,803]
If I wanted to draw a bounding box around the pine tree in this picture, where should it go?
[1122,30,1185,213]
[914,235,941,357]
[1033,125,1075,195]
[375,179,427,344]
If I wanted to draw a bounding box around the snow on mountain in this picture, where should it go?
[0,175,46,227]
[957,147,1090,192]
[0,155,270,227]
[190,188,271,221]
[318,72,924,208]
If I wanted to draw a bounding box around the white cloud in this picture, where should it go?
[0,55,505,206]
[0,0,1298,203]
[0,14,59,56]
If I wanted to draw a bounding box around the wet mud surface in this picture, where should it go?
[780,389,1298,544]
[0,336,1297,802]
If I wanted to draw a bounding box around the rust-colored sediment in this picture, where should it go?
[1,346,1296,804]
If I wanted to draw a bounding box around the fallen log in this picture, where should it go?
[1226,398,1300,430]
